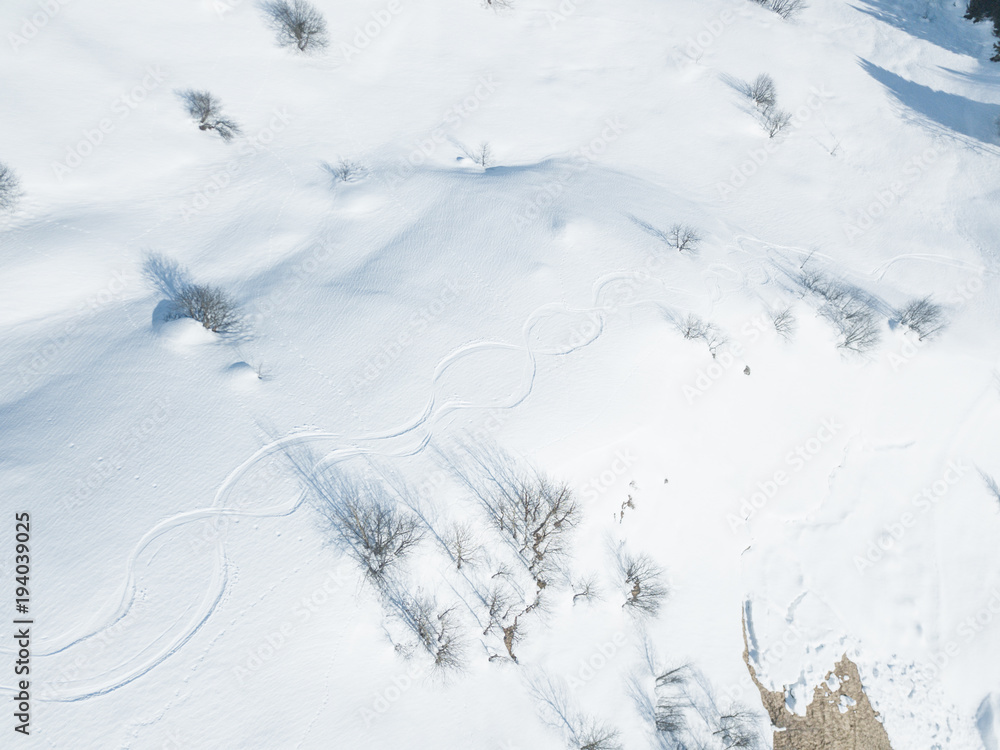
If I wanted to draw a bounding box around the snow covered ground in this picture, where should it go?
[2,0,1000,747]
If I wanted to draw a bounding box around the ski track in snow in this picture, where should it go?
[3,230,972,703]
[0,255,758,703]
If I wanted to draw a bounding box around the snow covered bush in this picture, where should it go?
[678,314,726,357]
[897,297,945,340]
[762,106,792,137]
[668,223,702,253]
[746,74,776,109]
[174,284,242,333]
[322,158,364,183]
[177,89,242,141]
[771,307,796,340]
[0,162,22,212]
[751,0,807,20]
[261,0,329,52]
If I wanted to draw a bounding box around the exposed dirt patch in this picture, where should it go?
[742,615,893,749]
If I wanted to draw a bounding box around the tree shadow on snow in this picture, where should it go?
[850,0,990,59]
[859,58,1000,143]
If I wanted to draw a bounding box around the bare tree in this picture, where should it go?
[446,521,481,570]
[668,224,702,253]
[310,469,424,585]
[771,307,796,340]
[174,284,242,333]
[456,444,578,583]
[472,141,494,168]
[762,106,792,137]
[746,74,776,109]
[322,158,364,183]
[897,297,945,340]
[177,89,242,141]
[714,708,763,749]
[0,162,22,211]
[387,588,464,669]
[618,548,668,617]
[483,0,514,10]
[576,721,623,750]
[261,0,329,51]
[572,574,600,604]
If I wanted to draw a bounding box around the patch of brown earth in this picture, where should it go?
[742,614,893,750]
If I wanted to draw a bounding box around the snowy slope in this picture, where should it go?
[2,0,1000,748]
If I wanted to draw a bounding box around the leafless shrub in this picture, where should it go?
[0,162,22,212]
[471,141,494,168]
[178,89,242,141]
[619,548,668,617]
[322,158,365,183]
[572,574,600,604]
[310,469,423,584]
[897,297,945,340]
[802,271,882,353]
[483,0,514,10]
[746,74,776,109]
[762,106,792,137]
[668,223,702,253]
[174,284,242,333]
[389,590,464,669]
[679,314,726,357]
[771,307,796,340]
[820,299,881,353]
[261,0,329,52]
[752,0,807,20]
[457,444,578,583]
